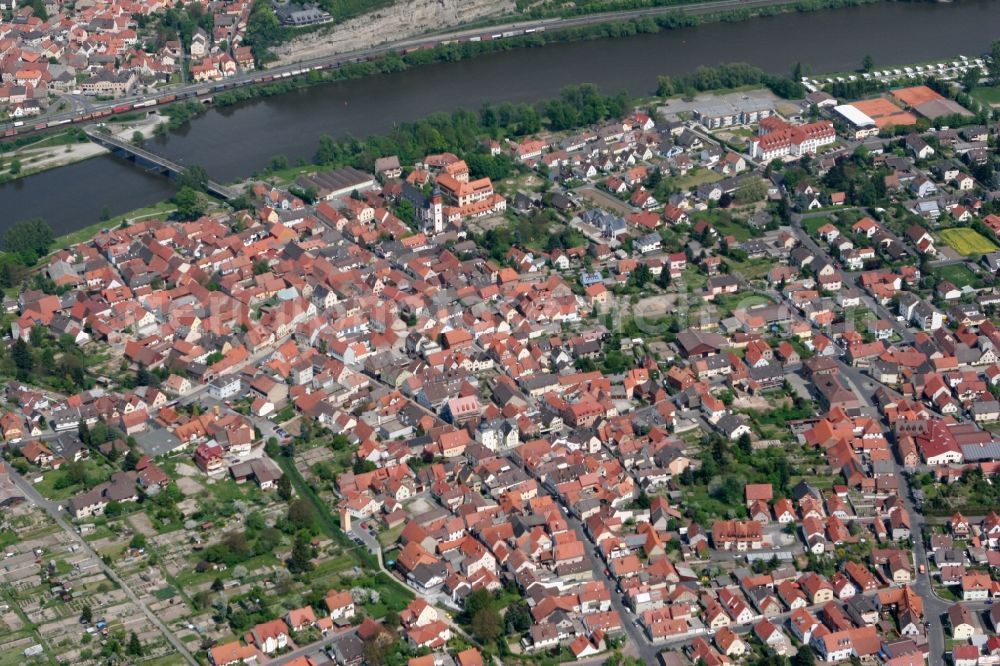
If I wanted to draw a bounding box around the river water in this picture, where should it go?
[7,0,1000,234]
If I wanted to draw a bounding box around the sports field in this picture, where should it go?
[939,228,998,256]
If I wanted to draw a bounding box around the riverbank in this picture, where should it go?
[53,201,178,250]
[0,129,101,183]
[0,113,168,185]
[271,0,879,66]
[5,142,108,181]
[254,0,886,105]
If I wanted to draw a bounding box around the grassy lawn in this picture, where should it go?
[804,216,834,236]
[311,552,359,578]
[377,523,405,548]
[726,256,775,280]
[713,292,771,314]
[666,168,723,191]
[933,263,983,288]
[53,201,177,249]
[939,227,998,256]
[971,85,1000,106]
[0,642,45,666]
[174,552,281,588]
[682,486,745,522]
[205,479,263,504]
[712,217,755,242]
[362,572,414,618]
[33,461,112,501]
[143,655,190,666]
[679,266,707,291]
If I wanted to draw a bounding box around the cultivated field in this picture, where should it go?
[939,228,998,256]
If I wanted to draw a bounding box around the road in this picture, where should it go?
[835,361,950,660]
[6,468,200,665]
[563,512,660,663]
[10,0,812,134]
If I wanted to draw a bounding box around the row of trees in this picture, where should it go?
[544,84,633,131]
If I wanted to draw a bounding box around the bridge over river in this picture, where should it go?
[84,126,239,201]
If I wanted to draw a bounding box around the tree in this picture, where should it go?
[3,217,53,264]
[28,0,47,20]
[962,67,979,92]
[123,448,141,471]
[177,165,209,192]
[736,178,768,205]
[65,461,87,486]
[629,263,652,289]
[127,631,143,656]
[656,75,675,97]
[130,533,146,550]
[314,134,341,165]
[11,338,33,378]
[104,500,122,517]
[80,604,93,624]
[269,154,288,172]
[738,432,753,456]
[471,606,502,643]
[276,474,292,501]
[79,420,92,447]
[135,364,155,387]
[792,646,816,666]
[9,157,20,175]
[353,458,376,474]
[395,198,415,225]
[506,599,531,632]
[211,577,225,592]
[861,55,874,73]
[173,186,205,221]
[245,0,282,63]
[131,130,145,146]
[287,499,316,532]
[362,638,392,666]
[288,534,314,574]
[990,40,1000,84]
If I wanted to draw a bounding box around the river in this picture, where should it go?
[7,0,1000,234]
